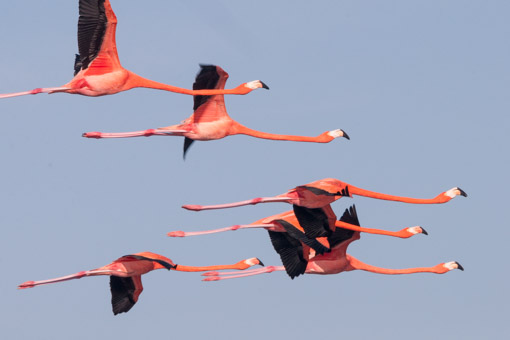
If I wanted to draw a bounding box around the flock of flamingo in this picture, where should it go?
[7,0,466,315]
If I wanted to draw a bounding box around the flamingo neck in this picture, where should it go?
[347,256,446,274]
[347,185,448,204]
[230,123,329,142]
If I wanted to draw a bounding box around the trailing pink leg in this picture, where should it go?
[0,86,71,99]
[168,224,276,237]
[182,197,293,211]
[83,128,188,139]
[202,266,285,281]
[17,269,114,289]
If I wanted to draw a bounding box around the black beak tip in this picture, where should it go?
[257,258,265,267]
[260,81,269,90]
[458,188,468,197]
[421,227,428,235]
[455,262,464,271]
[342,130,350,140]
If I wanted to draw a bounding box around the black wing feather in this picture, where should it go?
[298,185,350,197]
[183,137,195,159]
[267,231,307,279]
[193,65,220,110]
[276,219,330,255]
[110,276,136,315]
[126,255,174,270]
[77,0,107,71]
[292,205,331,239]
[328,205,359,248]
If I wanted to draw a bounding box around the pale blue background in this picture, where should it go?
[1,1,508,339]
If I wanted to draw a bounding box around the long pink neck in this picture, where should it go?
[347,256,446,275]
[348,184,449,204]
[126,72,247,95]
[173,259,255,272]
[335,221,407,238]
[230,123,329,142]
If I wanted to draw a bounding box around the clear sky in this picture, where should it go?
[1,1,508,339]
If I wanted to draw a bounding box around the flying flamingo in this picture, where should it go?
[18,252,262,315]
[182,177,467,211]
[168,208,427,255]
[82,65,348,158]
[0,0,268,99]
[201,205,463,281]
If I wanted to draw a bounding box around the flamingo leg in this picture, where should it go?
[347,184,468,204]
[167,223,275,237]
[202,266,285,281]
[346,255,464,275]
[335,221,427,239]
[182,197,293,211]
[0,86,71,99]
[83,128,189,139]
[17,269,116,289]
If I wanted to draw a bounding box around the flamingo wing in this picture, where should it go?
[297,185,351,198]
[268,230,308,279]
[123,254,175,270]
[110,275,143,315]
[76,0,121,75]
[328,205,359,248]
[292,205,331,239]
[191,65,230,122]
[275,219,330,255]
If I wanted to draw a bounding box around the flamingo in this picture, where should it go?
[18,252,263,315]
[168,208,427,256]
[0,0,268,99]
[82,65,348,158]
[201,205,463,281]
[182,177,467,211]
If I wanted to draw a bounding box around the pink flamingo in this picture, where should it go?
[201,206,463,281]
[18,252,262,314]
[168,208,427,255]
[183,177,467,211]
[83,65,348,158]
[0,0,267,99]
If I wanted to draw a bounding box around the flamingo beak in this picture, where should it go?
[455,262,464,271]
[458,188,468,197]
[260,81,270,90]
[421,227,428,235]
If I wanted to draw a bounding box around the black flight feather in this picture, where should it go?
[126,255,174,270]
[183,137,195,159]
[276,219,330,255]
[328,205,359,248]
[268,230,307,279]
[110,276,137,315]
[77,0,107,71]
[193,64,220,110]
[292,205,331,239]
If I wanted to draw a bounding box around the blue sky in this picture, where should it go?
[0,1,508,339]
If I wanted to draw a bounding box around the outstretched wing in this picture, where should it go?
[192,65,230,122]
[296,185,350,198]
[110,275,143,315]
[76,0,120,75]
[268,231,307,279]
[328,205,359,248]
[275,219,330,255]
[292,205,331,239]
